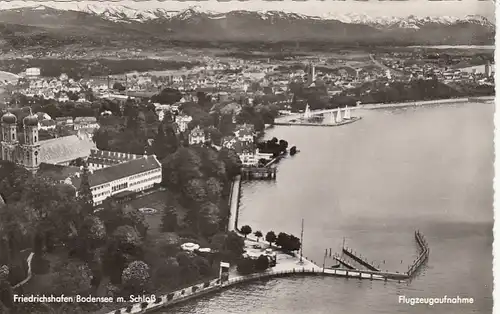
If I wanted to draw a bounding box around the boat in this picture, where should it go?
[344,106,351,120]
[290,146,297,156]
[335,108,343,123]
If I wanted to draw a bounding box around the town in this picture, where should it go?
[0,46,494,314]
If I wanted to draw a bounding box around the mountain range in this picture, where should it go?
[0,4,495,51]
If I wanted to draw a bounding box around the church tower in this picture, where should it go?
[22,110,40,172]
[1,111,19,162]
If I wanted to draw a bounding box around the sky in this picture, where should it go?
[0,0,495,20]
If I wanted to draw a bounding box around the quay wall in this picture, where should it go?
[228,175,242,232]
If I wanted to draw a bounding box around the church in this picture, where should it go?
[0,110,96,173]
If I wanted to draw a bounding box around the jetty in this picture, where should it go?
[342,247,380,271]
[332,253,356,269]
[407,230,430,278]
[241,167,277,180]
[273,117,361,127]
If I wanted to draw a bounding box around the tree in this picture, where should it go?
[77,161,94,216]
[205,177,223,202]
[225,231,244,258]
[183,178,208,204]
[121,261,151,294]
[276,232,301,252]
[151,88,182,105]
[236,258,255,275]
[217,148,242,179]
[112,82,126,92]
[265,231,277,246]
[161,205,178,232]
[50,260,93,296]
[151,124,170,160]
[254,231,263,242]
[240,225,252,238]
[255,255,270,271]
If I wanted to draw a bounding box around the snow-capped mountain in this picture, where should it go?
[74,4,494,30]
[0,4,494,48]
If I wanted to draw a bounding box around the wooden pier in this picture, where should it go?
[332,254,356,269]
[342,247,380,271]
[241,167,277,180]
[406,230,430,277]
[323,230,430,283]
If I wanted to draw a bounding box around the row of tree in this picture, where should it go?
[239,226,301,253]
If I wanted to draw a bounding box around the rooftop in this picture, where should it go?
[39,135,96,165]
[71,155,161,189]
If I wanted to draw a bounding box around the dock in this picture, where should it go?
[241,167,277,180]
[342,247,380,271]
[332,254,356,269]
[273,117,361,127]
[407,230,430,277]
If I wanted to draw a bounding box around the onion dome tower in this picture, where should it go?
[1,111,19,162]
[22,109,40,172]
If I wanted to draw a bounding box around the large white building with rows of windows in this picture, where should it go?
[69,154,162,205]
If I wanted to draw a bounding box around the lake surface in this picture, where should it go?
[162,102,494,314]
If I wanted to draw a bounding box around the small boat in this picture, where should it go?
[290,146,297,156]
[344,106,351,120]
[335,108,343,123]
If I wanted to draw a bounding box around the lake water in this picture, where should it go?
[162,102,494,314]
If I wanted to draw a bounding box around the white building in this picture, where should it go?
[71,155,162,206]
[175,115,193,133]
[74,117,99,131]
[188,126,206,145]
[25,67,41,77]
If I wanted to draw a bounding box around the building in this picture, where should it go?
[1,111,96,172]
[69,155,162,206]
[87,149,141,170]
[175,115,193,133]
[233,141,256,166]
[222,136,257,166]
[74,117,99,131]
[234,124,255,143]
[188,126,206,145]
[38,119,56,131]
[25,67,41,77]
[55,117,74,127]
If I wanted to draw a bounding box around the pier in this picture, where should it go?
[332,254,356,269]
[407,230,430,278]
[273,118,361,127]
[241,167,277,180]
[342,247,380,271]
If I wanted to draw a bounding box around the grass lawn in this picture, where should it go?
[123,190,187,239]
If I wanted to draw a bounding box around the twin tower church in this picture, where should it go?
[0,110,96,173]
[1,111,41,172]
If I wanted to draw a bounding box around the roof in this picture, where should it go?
[190,127,205,137]
[39,135,96,165]
[71,155,161,189]
[224,137,254,154]
[87,149,139,167]
[74,117,97,123]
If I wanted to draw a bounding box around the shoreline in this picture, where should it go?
[358,96,494,110]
